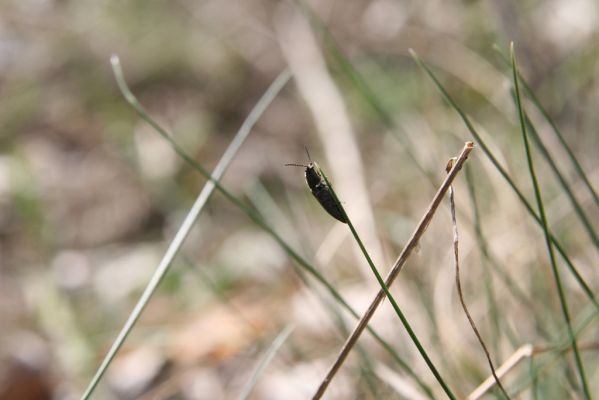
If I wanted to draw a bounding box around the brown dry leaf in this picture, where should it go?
[168,297,276,366]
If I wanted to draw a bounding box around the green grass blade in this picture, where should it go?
[295,0,437,187]
[494,45,599,208]
[510,44,591,399]
[245,184,385,398]
[465,166,502,354]
[510,302,599,396]
[237,325,294,400]
[328,291,386,399]
[465,165,553,343]
[523,84,599,207]
[182,256,261,330]
[410,49,599,314]
[518,107,599,253]
[80,57,290,400]
[107,56,434,398]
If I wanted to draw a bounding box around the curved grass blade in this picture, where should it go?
[510,44,591,399]
[237,325,294,400]
[80,58,291,400]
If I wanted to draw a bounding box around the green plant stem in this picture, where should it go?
[494,45,599,208]
[522,84,599,208]
[510,303,599,396]
[511,44,591,400]
[465,166,502,354]
[514,92,599,254]
[464,169,551,341]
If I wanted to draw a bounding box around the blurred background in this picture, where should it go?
[1,0,598,399]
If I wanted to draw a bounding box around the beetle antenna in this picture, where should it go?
[285,163,308,168]
[304,146,312,162]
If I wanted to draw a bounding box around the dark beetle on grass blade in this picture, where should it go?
[286,150,347,224]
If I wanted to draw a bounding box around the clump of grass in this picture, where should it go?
[510,43,591,399]
[83,20,598,400]
[410,49,598,313]
[405,44,598,397]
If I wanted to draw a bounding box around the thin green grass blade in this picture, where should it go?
[80,58,291,400]
[510,44,591,400]
[237,325,294,400]
[465,166,502,355]
[410,49,599,314]
[523,84,599,207]
[182,256,261,330]
[295,254,393,399]
[514,290,599,398]
[245,184,385,399]
[294,0,437,187]
[295,3,486,281]
[494,46,599,208]
[328,292,386,399]
[529,356,539,400]
[519,108,599,253]
[510,302,599,396]
[354,347,384,399]
[465,165,553,343]
[320,169,457,400]
[108,57,434,398]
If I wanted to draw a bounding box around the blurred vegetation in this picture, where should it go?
[0,0,598,399]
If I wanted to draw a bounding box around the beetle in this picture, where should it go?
[286,149,347,223]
